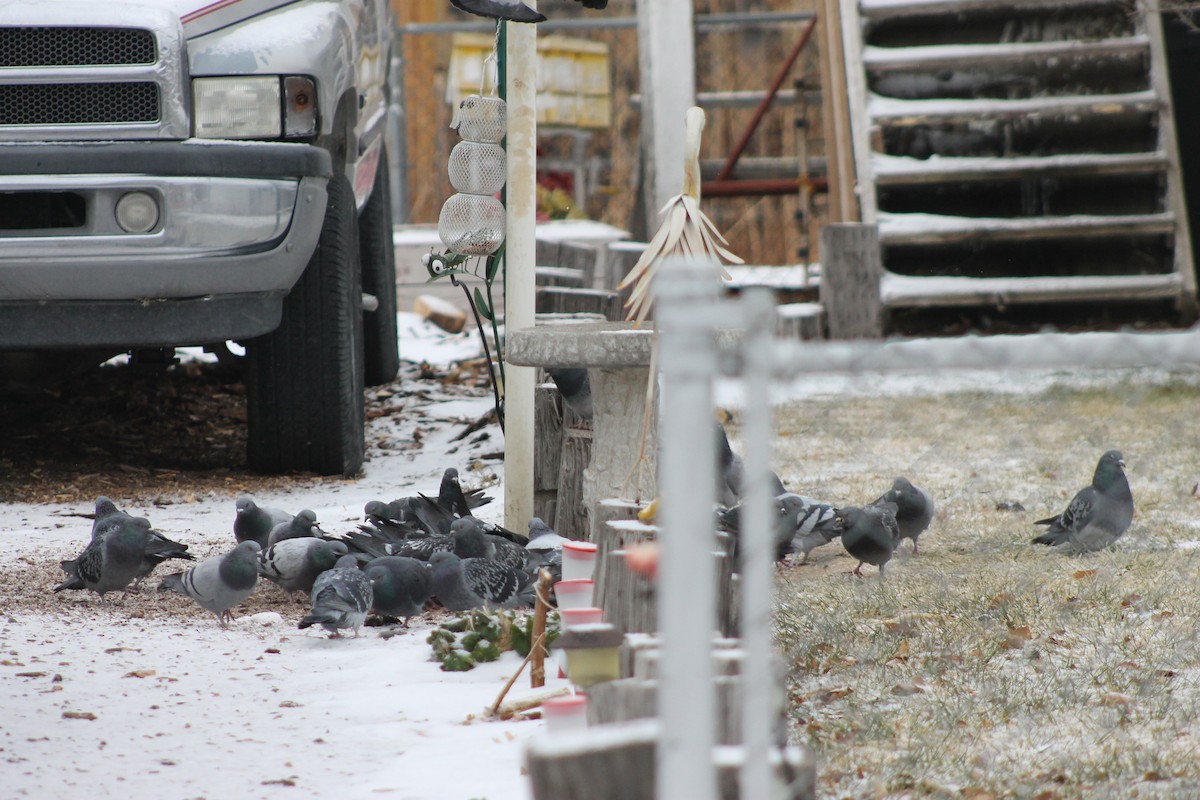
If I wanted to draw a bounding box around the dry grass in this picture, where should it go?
[757,374,1200,798]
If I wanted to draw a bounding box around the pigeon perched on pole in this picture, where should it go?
[364,557,432,625]
[429,551,535,611]
[55,516,191,598]
[298,554,374,637]
[1032,450,1134,553]
[449,0,608,24]
[157,541,261,627]
[266,509,321,547]
[874,477,935,555]
[834,503,899,578]
[257,538,350,599]
[233,495,292,549]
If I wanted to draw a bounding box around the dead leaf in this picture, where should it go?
[891,682,925,696]
[62,711,96,721]
[1002,626,1033,649]
[990,592,1015,607]
[1072,569,1096,580]
[123,670,155,679]
[961,787,998,800]
[279,700,302,708]
[1100,692,1131,707]
[15,671,47,678]
[810,686,852,704]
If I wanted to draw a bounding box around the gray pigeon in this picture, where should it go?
[233,495,292,549]
[436,467,494,517]
[89,496,140,540]
[874,477,935,555]
[785,494,841,564]
[546,368,593,422]
[1032,450,1133,553]
[257,538,350,598]
[157,541,261,626]
[450,516,527,570]
[298,554,373,637]
[55,516,191,598]
[715,421,787,507]
[449,0,546,22]
[429,551,535,611]
[834,503,900,577]
[267,508,321,547]
[364,557,432,625]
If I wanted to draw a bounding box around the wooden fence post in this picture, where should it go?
[819,223,884,339]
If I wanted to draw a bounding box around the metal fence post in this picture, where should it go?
[736,286,782,800]
[656,257,722,800]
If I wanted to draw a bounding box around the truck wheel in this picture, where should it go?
[359,146,400,386]
[246,174,365,476]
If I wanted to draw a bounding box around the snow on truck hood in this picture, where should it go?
[0,0,302,37]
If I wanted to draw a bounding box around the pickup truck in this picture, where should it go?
[0,0,399,477]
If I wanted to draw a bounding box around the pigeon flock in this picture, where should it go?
[713,419,1133,579]
[52,433,1135,627]
[53,468,564,635]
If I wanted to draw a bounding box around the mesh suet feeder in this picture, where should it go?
[438,94,508,256]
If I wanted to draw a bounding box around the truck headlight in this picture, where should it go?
[192,76,318,140]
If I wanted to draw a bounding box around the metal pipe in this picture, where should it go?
[701,177,827,197]
[716,14,819,182]
[398,11,813,36]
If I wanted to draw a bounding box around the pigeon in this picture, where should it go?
[523,517,564,583]
[298,554,374,637]
[55,516,191,598]
[834,503,900,577]
[364,557,432,625]
[450,0,546,23]
[450,516,527,570]
[1032,450,1134,553]
[429,551,535,611]
[267,508,321,547]
[449,0,608,23]
[546,367,593,421]
[157,541,261,626]
[436,467,493,518]
[874,477,935,555]
[257,538,350,598]
[233,495,292,549]
[88,496,141,540]
[786,495,841,564]
[715,421,787,507]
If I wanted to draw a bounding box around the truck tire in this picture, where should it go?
[359,146,400,386]
[245,174,365,476]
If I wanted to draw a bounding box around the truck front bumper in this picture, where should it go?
[0,140,332,348]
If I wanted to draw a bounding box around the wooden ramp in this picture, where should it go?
[831,0,1198,317]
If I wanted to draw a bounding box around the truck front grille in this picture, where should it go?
[0,13,186,140]
[0,83,159,126]
[0,26,156,67]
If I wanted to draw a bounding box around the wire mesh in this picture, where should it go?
[437,192,505,255]
[448,140,506,195]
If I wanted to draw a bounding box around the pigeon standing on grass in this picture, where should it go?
[786,495,841,564]
[267,509,321,547]
[257,538,350,599]
[874,477,935,555]
[157,541,261,626]
[364,557,432,625]
[835,503,900,578]
[233,495,292,549]
[429,551,535,611]
[1032,450,1133,553]
[298,554,374,637]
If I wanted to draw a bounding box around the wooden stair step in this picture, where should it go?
[880,272,1184,308]
[872,151,1169,185]
[878,211,1175,245]
[869,89,1159,125]
[863,36,1149,72]
[859,0,1122,21]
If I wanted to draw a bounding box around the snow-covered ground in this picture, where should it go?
[0,313,571,800]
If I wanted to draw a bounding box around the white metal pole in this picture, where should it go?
[636,0,696,231]
[738,288,782,800]
[656,257,719,800]
[503,13,537,530]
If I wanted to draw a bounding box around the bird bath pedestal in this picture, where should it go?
[506,321,657,540]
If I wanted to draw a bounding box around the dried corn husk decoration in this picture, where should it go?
[617,106,743,325]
